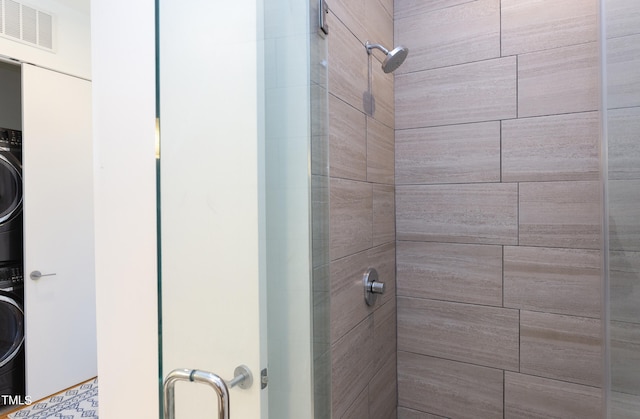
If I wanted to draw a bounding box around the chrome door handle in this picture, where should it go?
[30,270,57,280]
[163,365,253,419]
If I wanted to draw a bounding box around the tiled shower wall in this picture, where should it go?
[395,1,603,418]
[606,0,640,416]
[326,0,398,417]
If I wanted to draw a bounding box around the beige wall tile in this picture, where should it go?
[329,0,393,51]
[369,354,397,419]
[329,94,367,181]
[611,391,640,419]
[504,246,601,318]
[607,34,640,109]
[398,351,504,419]
[330,178,372,260]
[609,107,640,180]
[518,42,599,118]
[519,181,601,249]
[610,251,640,323]
[505,372,602,419]
[331,316,374,419]
[330,250,372,343]
[502,112,600,182]
[340,386,369,419]
[367,117,394,184]
[611,320,640,395]
[501,0,598,55]
[395,57,516,129]
[398,407,448,419]
[373,184,395,246]
[396,122,500,185]
[395,0,474,19]
[370,58,394,128]
[328,13,368,114]
[373,299,396,372]
[397,241,503,306]
[397,183,518,245]
[520,311,602,387]
[606,0,640,39]
[608,180,640,251]
[398,297,519,370]
[395,0,500,73]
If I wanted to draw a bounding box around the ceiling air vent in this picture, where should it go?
[0,0,54,52]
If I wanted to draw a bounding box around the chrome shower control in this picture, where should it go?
[363,268,385,306]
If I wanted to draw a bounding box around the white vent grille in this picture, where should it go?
[0,0,54,52]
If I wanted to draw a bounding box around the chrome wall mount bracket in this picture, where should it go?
[363,268,385,306]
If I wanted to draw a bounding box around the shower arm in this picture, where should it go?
[365,42,389,55]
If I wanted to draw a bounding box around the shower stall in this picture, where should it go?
[604,0,640,417]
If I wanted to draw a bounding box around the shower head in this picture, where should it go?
[365,41,409,73]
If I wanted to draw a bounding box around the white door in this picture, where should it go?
[158,0,267,417]
[22,64,96,401]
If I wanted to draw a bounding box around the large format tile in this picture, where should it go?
[328,13,368,114]
[330,178,372,260]
[398,407,447,419]
[373,184,394,246]
[609,180,640,252]
[329,242,395,342]
[609,107,640,180]
[611,391,640,419]
[502,112,600,182]
[610,251,640,323]
[518,42,599,118]
[373,299,396,373]
[330,250,371,343]
[397,183,518,245]
[331,316,374,419]
[398,352,504,419]
[504,246,601,318]
[398,297,519,370]
[607,34,640,109]
[501,0,598,55]
[329,94,366,181]
[611,320,640,395]
[505,372,602,419]
[606,0,640,39]
[370,57,394,128]
[396,121,500,185]
[395,0,500,73]
[397,241,503,307]
[395,0,475,19]
[367,117,394,184]
[328,0,392,51]
[369,353,397,419]
[519,181,601,249]
[395,57,516,129]
[340,386,369,419]
[520,311,602,387]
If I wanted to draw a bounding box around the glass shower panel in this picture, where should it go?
[157,0,330,416]
[605,0,640,417]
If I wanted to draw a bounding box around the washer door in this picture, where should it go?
[0,153,22,225]
[0,294,24,368]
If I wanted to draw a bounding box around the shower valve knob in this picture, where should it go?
[363,268,385,306]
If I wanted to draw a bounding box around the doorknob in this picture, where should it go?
[163,365,253,419]
[29,270,57,280]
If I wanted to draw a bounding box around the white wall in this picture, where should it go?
[91,1,159,417]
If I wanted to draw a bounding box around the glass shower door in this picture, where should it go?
[156,0,329,417]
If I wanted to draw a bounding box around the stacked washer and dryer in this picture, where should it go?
[0,127,24,406]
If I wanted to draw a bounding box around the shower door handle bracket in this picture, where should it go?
[163,365,253,419]
[319,0,329,36]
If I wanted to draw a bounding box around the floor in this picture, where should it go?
[0,378,98,419]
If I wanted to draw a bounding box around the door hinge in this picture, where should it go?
[261,368,268,389]
[319,0,329,36]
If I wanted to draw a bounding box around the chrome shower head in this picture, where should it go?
[365,41,409,73]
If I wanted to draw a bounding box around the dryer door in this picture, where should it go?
[0,153,22,225]
[0,294,24,368]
